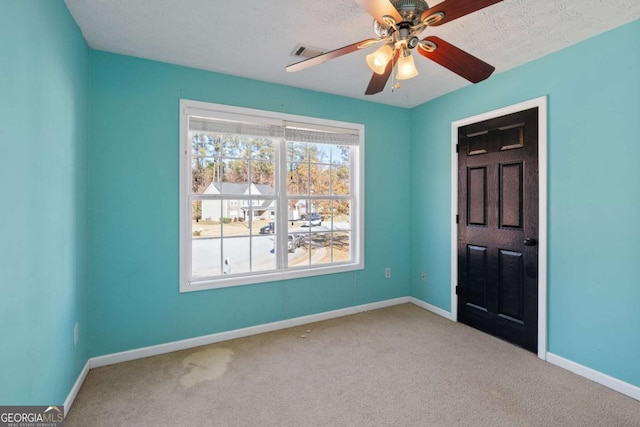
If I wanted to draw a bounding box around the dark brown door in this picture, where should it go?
[457,107,539,352]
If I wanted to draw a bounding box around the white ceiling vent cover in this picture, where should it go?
[290,43,327,59]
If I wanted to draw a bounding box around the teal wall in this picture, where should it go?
[2,0,637,406]
[87,51,412,357]
[410,20,640,386]
[0,1,89,405]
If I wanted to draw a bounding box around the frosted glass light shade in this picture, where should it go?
[366,45,393,74]
[396,54,419,80]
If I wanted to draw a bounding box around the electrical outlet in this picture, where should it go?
[385,267,391,279]
[74,322,79,347]
[421,272,427,281]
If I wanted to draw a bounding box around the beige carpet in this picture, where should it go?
[66,304,640,426]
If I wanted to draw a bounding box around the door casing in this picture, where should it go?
[450,96,548,360]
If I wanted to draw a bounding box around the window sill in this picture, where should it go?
[180,262,364,293]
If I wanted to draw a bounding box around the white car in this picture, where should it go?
[288,234,302,252]
[271,234,302,254]
[301,213,322,227]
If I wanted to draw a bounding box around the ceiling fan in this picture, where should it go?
[286,0,502,95]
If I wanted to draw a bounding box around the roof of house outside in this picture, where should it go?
[203,182,276,211]
[204,182,275,196]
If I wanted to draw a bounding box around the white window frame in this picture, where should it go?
[180,99,365,292]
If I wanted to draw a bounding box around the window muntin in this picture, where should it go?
[180,100,363,291]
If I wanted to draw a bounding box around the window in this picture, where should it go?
[180,100,364,291]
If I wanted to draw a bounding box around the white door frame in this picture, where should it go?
[450,96,548,360]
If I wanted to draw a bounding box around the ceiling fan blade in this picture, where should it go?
[421,0,502,26]
[286,39,379,72]
[365,50,400,95]
[417,36,495,83]
[355,0,402,25]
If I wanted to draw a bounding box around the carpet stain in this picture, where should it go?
[180,348,234,387]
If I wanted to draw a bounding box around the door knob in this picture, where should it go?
[524,238,537,246]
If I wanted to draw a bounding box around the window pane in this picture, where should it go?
[310,163,330,196]
[288,233,307,268]
[200,199,232,224]
[331,145,350,165]
[220,159,249,184]
[291,230,312,267]
[234,201,247,222]
[252,235,276,272]
[251,139,275,160]
[332,232,351,263]
[254,203,275,223]
[286,231,304,262]
[331,165,350,196]
[314,199,331,222]
[192,200,223,278]
[191,132,219,157]
[287,231,351,266]
[287,162,308,195]
[330,200,351,230]
[254,200,275,221]
[192,237,221,278]
[290,199,322,226]
[192,157,217,194]
[199,200,222,227]
[250,160,275,189]
[310,232,332,265]
[287,141,308,162]
[286,199,301,221]
[221,236,250,275]
[309,143,330,164]
[221,135,248,158]
[192,200,203,223]
[221,213,250,237]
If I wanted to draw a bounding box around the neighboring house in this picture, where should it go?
[201,182,317,222]
[201,182,276,221]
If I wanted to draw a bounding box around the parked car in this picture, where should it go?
[288,234,301,252]
[270,234,301,254]
[301,213,322,227]
[260,222,275,234]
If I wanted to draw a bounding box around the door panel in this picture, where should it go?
[498,249,524,322]
[468,167,487,226]
[467,245,488,309]
[499,163,523,228]
[458,108,538,352]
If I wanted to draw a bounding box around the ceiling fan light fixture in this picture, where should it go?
[366,44,393,74]
[396,52,419,80]
[287,0,500,95]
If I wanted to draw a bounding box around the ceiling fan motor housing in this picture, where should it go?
[374,0,431,38]
[392,0,429,23]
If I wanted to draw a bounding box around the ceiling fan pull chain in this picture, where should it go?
[391,53,401,91]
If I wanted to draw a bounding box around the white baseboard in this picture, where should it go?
[64,297,409,414]
[63,360,90,418]
[91,297,411,368]
[546,352,639,401]
[409,297,456,321]
[63,296,639,416]
[408,299,640,402]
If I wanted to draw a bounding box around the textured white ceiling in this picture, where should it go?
[64,0,640,108]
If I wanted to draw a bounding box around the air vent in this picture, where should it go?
[290,43,326,59]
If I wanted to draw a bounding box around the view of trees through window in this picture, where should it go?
[188,118,354,280]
